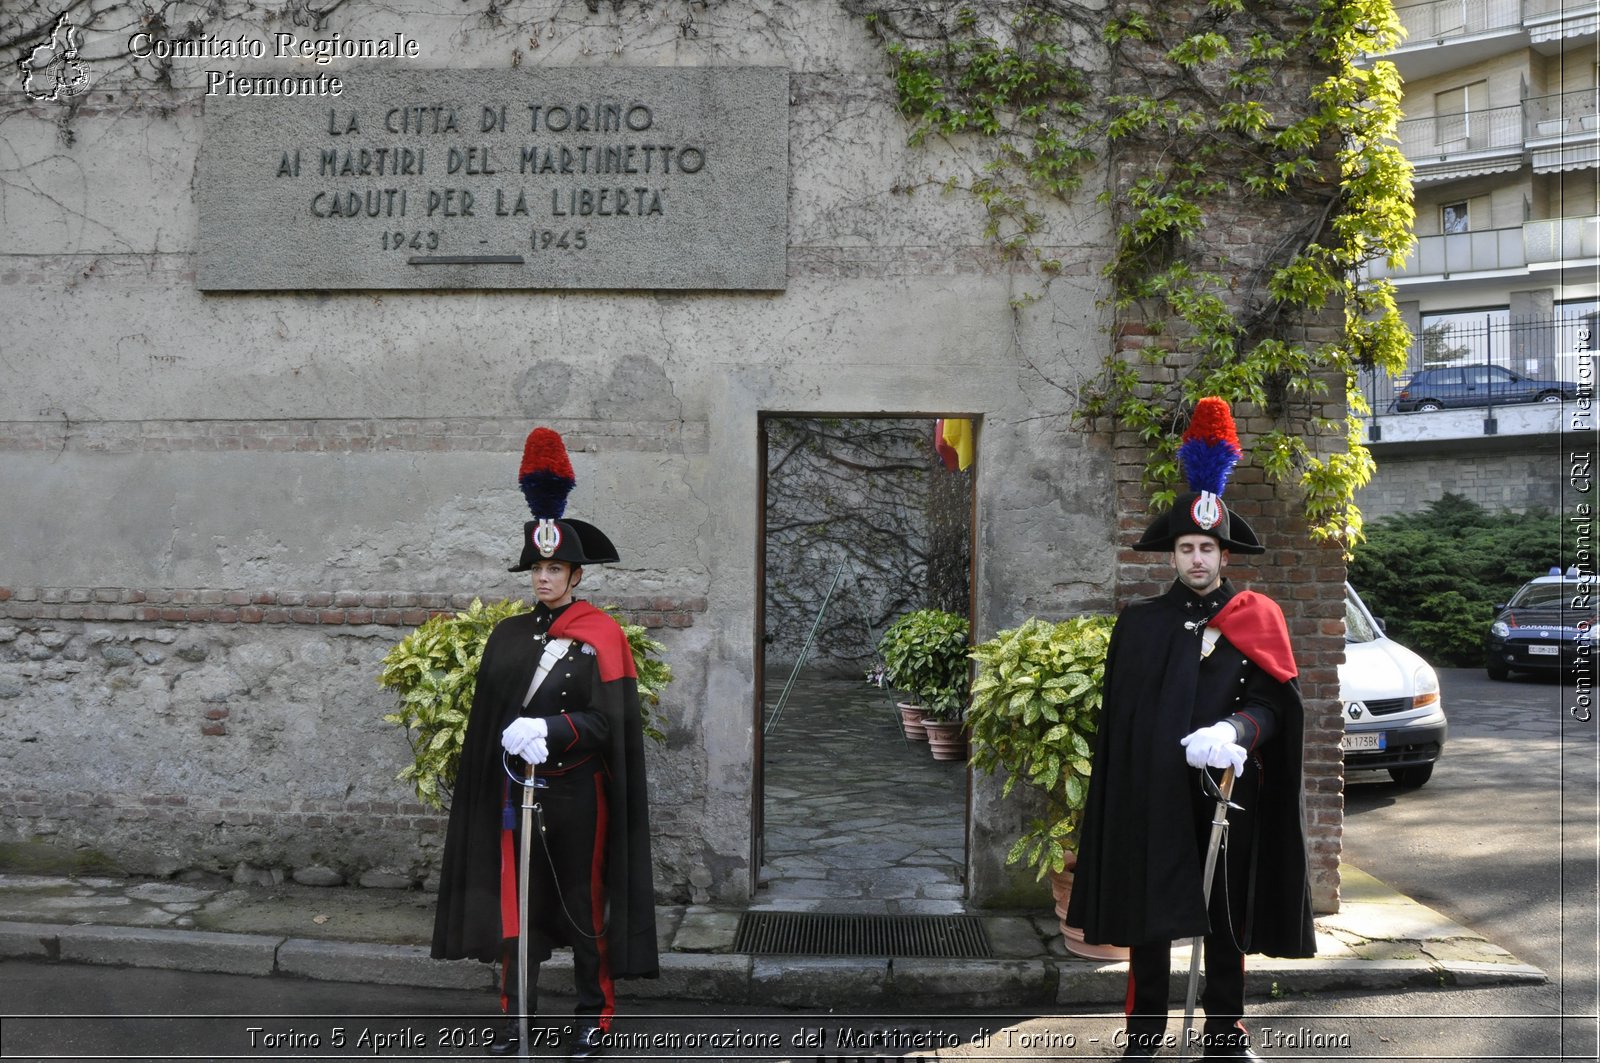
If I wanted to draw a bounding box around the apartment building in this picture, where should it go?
[1364,0,1598,410]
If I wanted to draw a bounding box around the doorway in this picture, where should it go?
[753,414,976,911]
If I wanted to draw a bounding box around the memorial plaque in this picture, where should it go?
[198,67,788,291]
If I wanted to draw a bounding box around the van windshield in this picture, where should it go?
[1344,588,1379,643]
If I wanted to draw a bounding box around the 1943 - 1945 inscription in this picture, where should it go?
[198,68,787,291]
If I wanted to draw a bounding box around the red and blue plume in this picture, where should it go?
[518,427,576,519]
[1178,397,1242,496]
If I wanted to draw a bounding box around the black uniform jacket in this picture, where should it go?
[431,601,659,979]
[1066,579,1316,958]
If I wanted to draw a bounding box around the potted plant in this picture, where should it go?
[865,655,925,740]
[967,613,1126,959]
[877,608,971,759]
[379,598,672,810]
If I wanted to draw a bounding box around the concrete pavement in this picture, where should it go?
[0,675,1557,1010]
[0,864,1545,1009]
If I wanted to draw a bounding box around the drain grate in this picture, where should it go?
[733,912,992,958]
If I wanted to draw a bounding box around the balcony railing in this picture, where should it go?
[1525,216,1600,261]
[1363,217,1600,281]
[1522,0,1590,14]
[1523,0,1600,39]
[1397,102,1526,156]
[1525,88,1600,137]
[1393,0,1596,46]
[1394,0,1523,42]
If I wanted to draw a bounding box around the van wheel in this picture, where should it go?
[1487,661,1509,680]
[1416,399,1443,412]
[1388,764,1433,788]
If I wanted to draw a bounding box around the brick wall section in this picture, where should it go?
[1111,402,1349,916]
[1107,0,1349,914]
[0,417,708,455]
[0,587,706,630]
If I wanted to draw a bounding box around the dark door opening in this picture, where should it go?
[753,413,977,909]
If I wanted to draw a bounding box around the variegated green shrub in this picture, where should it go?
[967,614,1116,878]
[379,598,671,810]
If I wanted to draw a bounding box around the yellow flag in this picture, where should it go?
[940,418,974,471]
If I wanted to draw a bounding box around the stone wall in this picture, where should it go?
[0,592,699,890]
[1,0,1354,912]
[0,0,1116,904]
[1361,441,1566,519]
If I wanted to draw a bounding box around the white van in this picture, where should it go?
[1337,584,1448,788]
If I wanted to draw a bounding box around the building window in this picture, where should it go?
[1435,81,1486,146]
[1441,202,1469,234]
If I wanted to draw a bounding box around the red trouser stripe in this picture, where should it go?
[499,796,519,940]
[590,773,615,1031]
[498,811,517,1014]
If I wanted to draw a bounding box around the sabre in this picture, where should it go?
[505,752,540,1062]
[1177,766,1240,1063]
[506,635,568,1056]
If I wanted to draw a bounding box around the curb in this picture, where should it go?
[58,924,282,977]
[0,920,1547,1006]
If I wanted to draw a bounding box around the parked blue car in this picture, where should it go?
[1392,365,1577,412]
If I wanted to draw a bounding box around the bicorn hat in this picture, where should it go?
[507,427,621,572]
[1132,397,1265,555]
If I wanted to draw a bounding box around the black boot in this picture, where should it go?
[484,1020,519,1056]
[569,1024,605,1060]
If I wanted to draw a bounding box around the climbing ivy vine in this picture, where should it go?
[863,0,1415,550]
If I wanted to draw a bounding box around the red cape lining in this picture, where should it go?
[549,601,637,683]
[1212,591,1298,682]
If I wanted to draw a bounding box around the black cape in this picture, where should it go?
[1066,580,1316,958]
[431,603,659,978]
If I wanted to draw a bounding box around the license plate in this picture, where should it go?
[1528,645,1559,656]
[1341,732,1385,752]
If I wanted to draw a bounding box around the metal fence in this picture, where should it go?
[1396,102,1528,156]
[1526,88,1600,136]
[1393,0,1582,43]
[1393,0,1523,41]
[1358,312,1596,413]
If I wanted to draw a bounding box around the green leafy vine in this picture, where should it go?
[863,0,1415,549]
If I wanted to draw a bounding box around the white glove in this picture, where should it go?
[502,717,549,763]
[1179,721,1247,775]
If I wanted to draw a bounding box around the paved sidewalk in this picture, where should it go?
[0,677,1550,1008]
[0,864,1545,1009]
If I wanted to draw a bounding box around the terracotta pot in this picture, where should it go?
[922,719,968,761]
[1048,865,1073,921]
[1048,858,1131,962]
[896,702,928,741]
